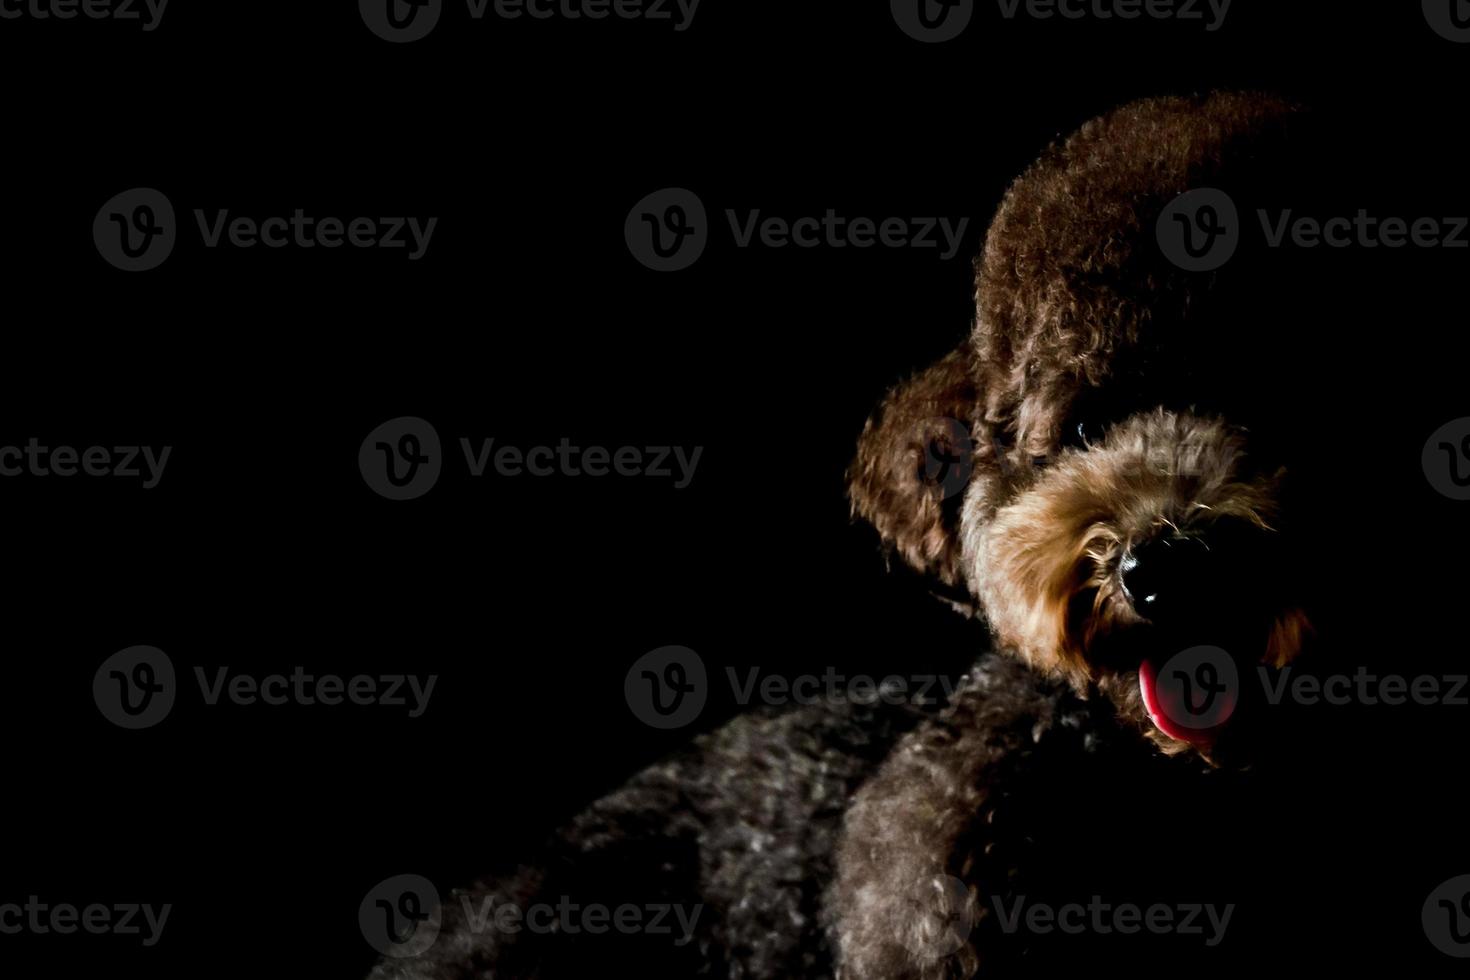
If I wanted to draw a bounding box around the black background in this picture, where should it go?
[2,1,1469,976]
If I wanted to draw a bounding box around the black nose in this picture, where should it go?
[1122,534,1215,622]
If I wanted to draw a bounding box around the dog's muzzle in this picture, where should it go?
[1120,520,1279,749]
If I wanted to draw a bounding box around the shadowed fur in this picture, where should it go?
[849,346,979,596]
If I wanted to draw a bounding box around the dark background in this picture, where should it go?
[1,1,1468,976]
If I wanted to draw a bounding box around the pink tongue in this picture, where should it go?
[1138,657,1221,747]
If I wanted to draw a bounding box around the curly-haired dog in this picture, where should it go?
[367,92,1328,980]
[848,93,1315,756]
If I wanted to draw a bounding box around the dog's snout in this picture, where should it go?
[1122,534,1213,622]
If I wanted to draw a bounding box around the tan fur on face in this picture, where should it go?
[969,410,1298,691]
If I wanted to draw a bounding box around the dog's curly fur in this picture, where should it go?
[368,92,1324,979]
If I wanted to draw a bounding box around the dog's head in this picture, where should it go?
[851,386,1312,764]
[850,93,1316,763]
[969,409,1311,760]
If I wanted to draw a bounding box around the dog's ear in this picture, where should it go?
[848,344,979,597]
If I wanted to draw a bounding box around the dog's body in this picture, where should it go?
[370,655,1209,979]
[370,92,1334,979]
[367,673,938,979]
